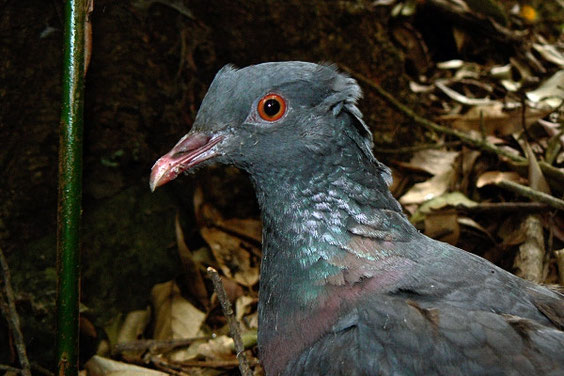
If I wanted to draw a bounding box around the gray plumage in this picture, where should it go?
[150,62,564,375]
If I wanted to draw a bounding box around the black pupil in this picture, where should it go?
[264,99,280,117]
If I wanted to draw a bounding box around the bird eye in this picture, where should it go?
[257,93,286,122]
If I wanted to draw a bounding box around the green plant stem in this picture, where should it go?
[57,0,86,374]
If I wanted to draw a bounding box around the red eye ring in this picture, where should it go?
[257,93,286,122]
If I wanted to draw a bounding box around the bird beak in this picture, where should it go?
[150,132,223,191]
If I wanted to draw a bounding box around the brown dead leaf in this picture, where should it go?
[399,170,455,205]
[168,335,236,363]
[424,210,460,245]
[397,149,460,205]
[400,149,459,176]
[521,139,551,194]
[476,171,525,188]
[151,281,206,340]
[460,148,481,193]
[116,308,151,362]
[219,218,262,244]
[117,308,151,344]
[235,295,256,322]
[85,355,168,376]
[498,216,528,247]
[439,102,552,136]
[201,227,259,287]
[197,335,235,360]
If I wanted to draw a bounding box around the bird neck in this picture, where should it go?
[247,137,415,367]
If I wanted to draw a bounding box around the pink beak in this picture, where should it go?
[150,132,223,191]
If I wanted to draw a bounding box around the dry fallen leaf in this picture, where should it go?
[151,280,206,340]
[440,102,552,136]
[85,355,168,376]
[476,171,525,188]
[116,308,152,362]
[197,335,235,360]
[410,191,477,223]
[399,169,455,205]
[219,217,262,244]
[400,149,459,176]
[424,210,460,245]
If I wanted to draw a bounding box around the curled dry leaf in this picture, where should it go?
[400,149,459,176]
[197,335,235,360]
[117,308,151,344]
[398,150,460,205]
[399,169,455,205]
[85,355,168,376]
[151,280,206,340]
[169,335,235,362]
[116,308,152,362]
[410,191,477,223]
[526,70,564,108]
[476,171,525,188]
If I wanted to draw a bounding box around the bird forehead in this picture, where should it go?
[192,62,349,131]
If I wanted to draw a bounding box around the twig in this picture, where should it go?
[341,66,564,185]
[176,358,259,368]
[455,202,550,213]
[0,248,31,376]
[149,355,192,376]
[112,337,209,355]
[206,267,252,376]
[513,215,545,283]
[494,180,564,211]
[0,364,23,373]
[31,362,56,376]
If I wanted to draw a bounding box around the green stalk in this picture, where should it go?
[57,0,86,374]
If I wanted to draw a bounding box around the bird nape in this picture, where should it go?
[150,62,564,376]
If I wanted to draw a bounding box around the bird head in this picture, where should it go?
[150,61,374,191]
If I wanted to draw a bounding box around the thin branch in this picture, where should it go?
[0,248,31,376]
[175,358,259,368]
[0,364,23,373]
[455,202,550,213]
[341,66,564,185]
[31,362,56,376]
[112,337,209,355]
[206,267,252,376]
[149,355,192,376]
[495,180,564,211]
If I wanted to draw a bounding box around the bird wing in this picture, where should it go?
[285,294,564,376]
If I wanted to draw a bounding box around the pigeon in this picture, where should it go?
[150,62,564,375]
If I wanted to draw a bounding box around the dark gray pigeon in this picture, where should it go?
[150,62,564,376]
